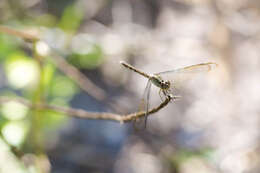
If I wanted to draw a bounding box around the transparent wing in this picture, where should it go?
[156,62,218,75]
[134,79,152,130]
[155,62,218,95]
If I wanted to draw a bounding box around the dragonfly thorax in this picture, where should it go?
[150,75,171,90]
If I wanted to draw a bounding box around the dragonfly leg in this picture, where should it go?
[159,89,164,101]
[134,100,145,131]
[162,89,169,97]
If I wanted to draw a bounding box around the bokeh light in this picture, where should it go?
[2,121,28,147]
[1,101,28,120]
[5,54,40,89]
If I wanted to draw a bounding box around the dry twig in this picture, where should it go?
[0,25,39,41]
[0,96,173,123]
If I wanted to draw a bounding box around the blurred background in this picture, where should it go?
[0,0,260,172]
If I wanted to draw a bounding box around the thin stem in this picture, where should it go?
[0,25,39,41]
[29,41,45,154]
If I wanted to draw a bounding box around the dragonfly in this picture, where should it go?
[120,60,218,129]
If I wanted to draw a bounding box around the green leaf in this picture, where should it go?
[69,43,104,69]
[42,63,55,88]
[50,75,78,99]
[35,14,58,27]
[0,34,19,61]
[59,4,84,32]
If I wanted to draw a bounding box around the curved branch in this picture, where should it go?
[0,96,173,123]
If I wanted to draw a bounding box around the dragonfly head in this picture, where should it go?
[161,80,170,89]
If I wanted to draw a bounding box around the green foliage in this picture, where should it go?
[0,29,79,153]
[170,148,215,170]
[58,4,84,33]
[69,43,104,69]
[0,34,19,61]
[35,14,58,27]
[50,75,78,99]
[42,63,56,89]
[0,114,8,130]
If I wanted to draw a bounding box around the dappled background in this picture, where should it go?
[0,0,260,172]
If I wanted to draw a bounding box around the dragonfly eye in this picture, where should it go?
[159,80,170,89]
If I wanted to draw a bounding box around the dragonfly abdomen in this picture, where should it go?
[120,61,150,79]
